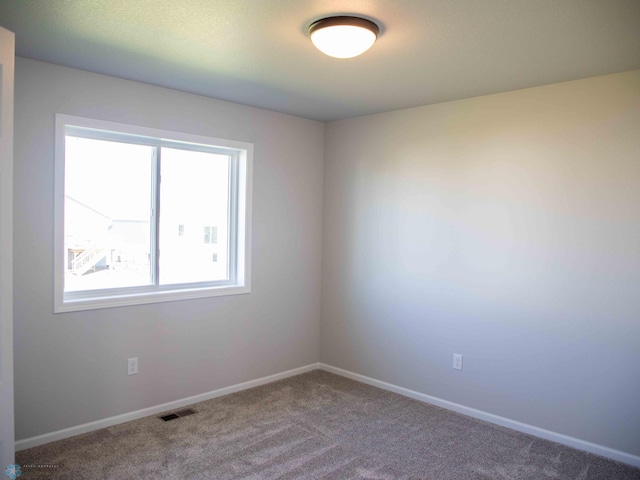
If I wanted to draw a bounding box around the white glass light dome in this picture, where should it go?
[309,16,379,59]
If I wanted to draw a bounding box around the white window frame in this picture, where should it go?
[54,114,252,313]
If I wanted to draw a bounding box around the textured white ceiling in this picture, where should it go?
[1,0,639,121]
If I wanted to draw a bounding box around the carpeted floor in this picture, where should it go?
[16,370,640,479]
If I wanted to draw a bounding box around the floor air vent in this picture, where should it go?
[159,408,197,422]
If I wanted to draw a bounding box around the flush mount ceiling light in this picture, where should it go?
[308,16,379,59]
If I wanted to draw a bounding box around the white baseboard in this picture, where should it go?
[16,363,320,452]
[319,363,640,468]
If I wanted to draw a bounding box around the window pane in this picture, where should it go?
[64,136,154,292]
[159,148,230,285]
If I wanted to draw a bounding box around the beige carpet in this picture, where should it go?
[16,370,640,479]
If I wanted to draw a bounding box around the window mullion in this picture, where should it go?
[151,146,161,286]
[228,153,239,283]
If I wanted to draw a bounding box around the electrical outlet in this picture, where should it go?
[453,353,463,371]
[128,357,138,375]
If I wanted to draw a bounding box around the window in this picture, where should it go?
[54,114,252,312]
[204,226,218,244]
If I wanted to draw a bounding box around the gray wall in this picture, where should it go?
[14,58,640,459]
[14,58,324,440]
[321,71,640,456]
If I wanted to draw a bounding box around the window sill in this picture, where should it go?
[55,284,251,313]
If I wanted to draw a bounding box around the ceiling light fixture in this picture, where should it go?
[308,16,379,59]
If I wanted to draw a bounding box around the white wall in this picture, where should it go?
[14,58,324,440]
[322,71,640,457]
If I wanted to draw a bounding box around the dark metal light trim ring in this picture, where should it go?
[308,16,379,37]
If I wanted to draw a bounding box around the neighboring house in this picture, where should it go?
[65,195,225,287]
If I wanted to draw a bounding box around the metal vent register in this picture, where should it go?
[159,408,197,422]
